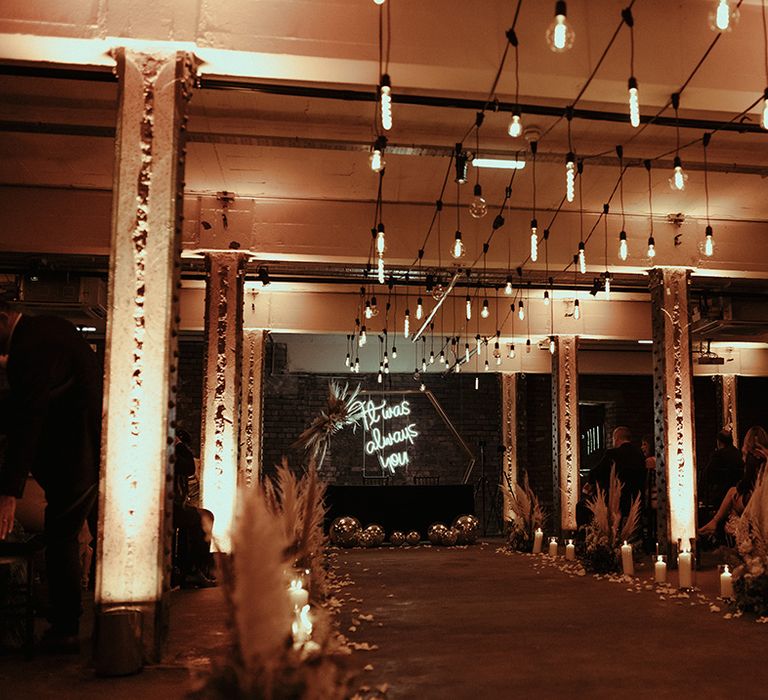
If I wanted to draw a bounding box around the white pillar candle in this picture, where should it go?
[532,528,544,554]
[720,565,734,598]
[678,550,693,588]
[654,555,667,583]
[288,579,309,611]
[548,537,558,557]
[565,539,576,561]
[621,541,634,576]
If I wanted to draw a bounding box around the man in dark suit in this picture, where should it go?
[700,429,743,518]
[586,426,646,517]
[0,304,102,650]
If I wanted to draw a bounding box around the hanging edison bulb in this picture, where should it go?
[647,236,656,258]
[392,345,397,359]
[628,77,640,128]
[704,225,715,257]
[504,277,513,295]
[669,156,688,191]
[526,338,532,353]
[481,299,490,318]
[345,352,351,368]
[546,1,575,52]
[439,350,445,364]
[403,309,410,338]
[619,230,628,261]
[518,300,525,321]
[377,370,383,384]
[573,299,581,320]
[508,344,516,359]
[429,350,435,364]
[484,359,490,372]
[416,296,424,320]
[578,241,586,274]
[565,152,576,202]
[465,343,471,363]
[469,184,488,219]
[549,336,556,354]
[451,230,466,259]
[762,89,768,130]
[373,0,385,5]
[354,357,360,372]
[508,111,523,138]
[370,296,379,316]
[543,289,550,306]
[365,300,373,320]
[475,334,482,354]
[465,295,472,320]
[530,219,539,262]
[710,0,738,31]
[380,74,392,131]
[604,272,612,299]
[422,357,427,372]
[359,326,367,346]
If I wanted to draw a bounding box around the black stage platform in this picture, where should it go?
[324,484,475,537]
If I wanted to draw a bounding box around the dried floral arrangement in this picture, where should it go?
[191,461,349,699]
[581,466,641,574]
[504,471,546,553]
[295,382,363,470]
[734,469,768,616]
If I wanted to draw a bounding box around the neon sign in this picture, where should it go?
[357,397,419,473]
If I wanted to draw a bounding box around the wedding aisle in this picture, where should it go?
[335,541,768,700]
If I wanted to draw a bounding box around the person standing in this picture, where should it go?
[700,429,744,519]
[0,304,102,651]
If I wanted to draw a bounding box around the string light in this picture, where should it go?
[762,88,768,130]
[565,152,576,202]
[403,308,410,338]
[619,230,628,261]
[549,336,556,354]
[369,135,387,172]
[670,155,688,191]
[544,289,550,306]
[481,299,490,318]
[377,369,383,384]
[703,132,715,257]
[518,300,525,321]
[380,74,392,130]
[373,0,385,5]
[530,220,538,262]
[547,1,574,52]
[345,353,351,368]
[466,294,472,320]
[647,236,656,258]
[469,184,488,219]
[578,241,586,274]
[465,342,471,363]
[711,0,738,31]
[359,325,367,346]
[416,296,424,320]
[508,112,523,138]
[354,357,360,373]
[628,77,640,128]
[617,145,629,261]
[526,338,532,353]
[439,349,445,364]
[484,359,490,372]
[451,230,465,259]
[429,350,435,364]
[604,271,612,298]
[508,344,516,359]
[392,345,397,359]
[504,277,513,295]
[370,296,378,316]
[624,9,640,128]
[474,376,479,390]
[645,159,656,260]
[365,300,373,319]
[573,298,581,320]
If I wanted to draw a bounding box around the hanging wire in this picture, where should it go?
[703,132,712,226]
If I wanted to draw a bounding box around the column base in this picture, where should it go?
[94,606,145,676]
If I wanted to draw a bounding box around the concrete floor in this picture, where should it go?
[1,543,766,699]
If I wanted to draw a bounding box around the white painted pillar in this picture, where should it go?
[500,372,519,525]
[200,251,247,552]
[241,329,268,488]
[95,48,197,664]
[551,335,580,534]
[649,267,698,555]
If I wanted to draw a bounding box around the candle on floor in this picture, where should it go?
[621,540,634,576]
[720,564,734,599]
[533,528,543,554]
[565,539,575,561]
[654,555,667,583]
[292,603,313,647]
[678,549,693,588]
[288,578,309,611]
[548,537,558,557]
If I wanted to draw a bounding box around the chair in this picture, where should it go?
[0,533,46,657]
[413,475,440,485]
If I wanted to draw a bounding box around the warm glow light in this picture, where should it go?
[628,77,640,128]
[573,299,581,320]
[604,273,611,299]
[439,350,445,364]
[380,75,392,131]
[578,242,586,274]
[481,300,490,318]
[547,2,574,52]
[619,231,628,261]
[377,256,385,284]
[530,226,538,262]
[359,327,367,346]
[365,302,373,320]
[508,113,523,138]
[518,301,525,321]
[647,236,656,258]
[670,157,687,191]
[704,225,714,257]
[369,149,384,172]
[452,230,465,259]
[472,158,527,170]
[475,376,479,390]
[404,310,410,338]
[429,351,435,364]
[544,290,550,306]
[466,295,472,320]
[715,0,730,30]
[345,353,350,367]
[416,297,424,320]
[549,337,556,354]
[565,154,576,202]
[484,360,490,371]
[508,344,516,358]
[504,279,513,295]
[465,343,471,363]
[762,93,768,130]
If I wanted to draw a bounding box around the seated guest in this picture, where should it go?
[173,429,215,587]
[700,429,743,519]
[586,426,646,518]
[699,426,768,538]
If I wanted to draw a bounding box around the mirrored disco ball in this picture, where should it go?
[453,514,480,544]
[329,516,361,548]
